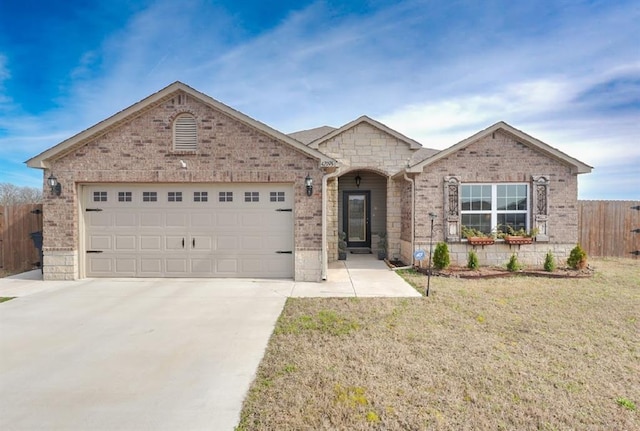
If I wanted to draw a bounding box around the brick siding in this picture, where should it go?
[42,91,323,280]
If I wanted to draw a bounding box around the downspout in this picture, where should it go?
[404,172,415,266]
[322,169,341,280]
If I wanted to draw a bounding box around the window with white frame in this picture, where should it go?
[461,184,529,235]
[173,113,197,151]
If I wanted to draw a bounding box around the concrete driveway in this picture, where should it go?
[0,278,289,431]
[0,256,418,430]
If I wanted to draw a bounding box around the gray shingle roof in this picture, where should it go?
[288,126,337,145]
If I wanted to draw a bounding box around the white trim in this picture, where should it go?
[460,183,530,233]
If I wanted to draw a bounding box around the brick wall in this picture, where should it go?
[42,91,324,280]
[404,130,581,267]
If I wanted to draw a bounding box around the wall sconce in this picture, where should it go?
[47,174,62,196]
[355,172,362,188]
[305,174,313,196]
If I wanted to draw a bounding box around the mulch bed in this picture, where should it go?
[429,266,594,279]
[386,260,594,279]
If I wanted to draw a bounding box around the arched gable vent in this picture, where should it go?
[173,114,197,151]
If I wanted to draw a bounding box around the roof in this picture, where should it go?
[26,81,336,169]
[405,121,593,174]
[307,115,423,150]
[288,126,337,145]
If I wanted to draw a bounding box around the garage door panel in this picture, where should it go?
[166,236,186,251]
[84,184,294,278]
[115,236,136,251]
[115,258,136,274]
[140,213,162,227]
[216,258,238,274]
[140,258,162,274]
[89,236,112,251]
[217,212,239,227]
[88,257,112,273]
[87,212,111,228]
[191,213,214,227]
[115,213,136,227]
[241,213,263,227]
[166,259,188,274]
[140,236,162,251]
[216,236,237,250]
[166,213,188,228]
[191,235,213,251]
[191,258,213,274]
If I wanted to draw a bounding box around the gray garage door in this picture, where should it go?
[83,184,294,278]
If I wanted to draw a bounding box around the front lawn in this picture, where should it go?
[237,258,639,430]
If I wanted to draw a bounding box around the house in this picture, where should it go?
[27,82,592,281]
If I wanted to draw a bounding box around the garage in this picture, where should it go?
[82,183,294,278]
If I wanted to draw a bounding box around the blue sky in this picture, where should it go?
[0,0,638,199]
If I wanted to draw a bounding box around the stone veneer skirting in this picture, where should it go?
[295,249,322,281]
[43,250,77,281]
[402,240,575,269]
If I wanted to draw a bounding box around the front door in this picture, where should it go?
[343,191,371,248]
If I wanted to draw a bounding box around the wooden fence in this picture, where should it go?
[0,204,44,273]
[578,200,640,258]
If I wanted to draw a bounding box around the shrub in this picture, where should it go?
[467,250,479,269]
[544,250,556,272]
[432,242,450,270]
[567,244,588,269]
[506,254,522,272]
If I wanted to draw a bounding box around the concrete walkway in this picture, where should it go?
[0,254,420,298]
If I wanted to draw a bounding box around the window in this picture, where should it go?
[168,192,182,202]
[244,191,259,202]
[118,192,132,202]
[270,191,285,202]
[93,191,107,202]
[219,192,233,202]
[173,113,197,151]
[142,192,157,202]
[194,191,208,202]
[461,184,529,235]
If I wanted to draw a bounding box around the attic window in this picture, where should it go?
[173,114,197,151]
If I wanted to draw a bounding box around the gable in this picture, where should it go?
[406,121,592,175]
[308,116,422,150]
[45,93,322,174]
[27,82,335,169]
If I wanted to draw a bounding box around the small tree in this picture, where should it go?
[567,244,588,269]
[432,242,450,270]
[467,250,479,269]
[506,254,522,272]
[544,250,556,272]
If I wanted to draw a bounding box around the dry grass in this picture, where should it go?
[237,258,639,430]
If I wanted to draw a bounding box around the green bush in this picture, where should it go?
[432,242,450,270]
[544,250,556,272]
[567,244,588,269]
[467,250,479,269]
[506,254,522,272]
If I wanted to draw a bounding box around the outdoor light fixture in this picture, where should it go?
[47,174,62,196]
[355,172,362,188]
[426,212,437,297]
[305,174,313,196]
